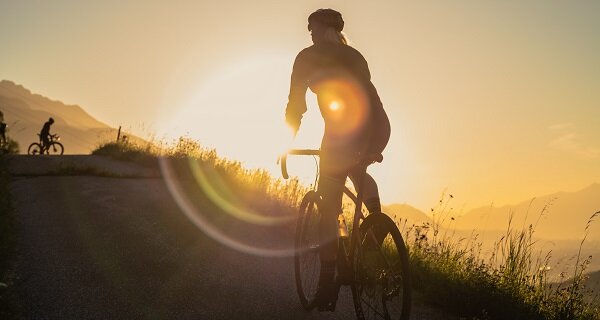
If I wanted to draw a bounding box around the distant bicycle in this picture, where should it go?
[28,134,64,155]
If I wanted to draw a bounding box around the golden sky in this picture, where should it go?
[1,1,599,211]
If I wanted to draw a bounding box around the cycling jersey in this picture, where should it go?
[286,42,391,175]
[40,121,52,137]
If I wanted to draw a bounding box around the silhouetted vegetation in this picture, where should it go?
[93,137,600,319]
[93,137,307,212]
[0,138,19,155]
[403,194,599,319]
[0,157,20,318]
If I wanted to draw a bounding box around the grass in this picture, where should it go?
[94,136,600,320]
[0,156,20,318]
[403,193,600,319]
[93,137,307,212]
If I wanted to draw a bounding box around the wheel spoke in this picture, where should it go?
[301,251,319,297]
[295,195,322,309]
[354,214,410,320]
[360,295,386,318]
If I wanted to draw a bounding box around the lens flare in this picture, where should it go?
[187,158,295,226]
[329,101,341,111]
[159,157,300,257]
[312,76,370,141]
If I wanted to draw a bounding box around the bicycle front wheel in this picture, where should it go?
[294,191,322,310]
[27,143,42,155]
[353,213,411,320]
[47,142,64,155]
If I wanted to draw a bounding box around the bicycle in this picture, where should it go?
[28,134,64,155]
[281,149,411,320]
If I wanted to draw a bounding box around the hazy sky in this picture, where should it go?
[1,1,599,212]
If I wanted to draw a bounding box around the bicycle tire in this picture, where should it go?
[352,213,411,320]
[294,191,322,310]
[27,143,42,155]
[47,142,64,155]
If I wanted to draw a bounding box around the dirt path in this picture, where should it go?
[7,155,454,319]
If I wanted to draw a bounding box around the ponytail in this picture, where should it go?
[323,28,349,45]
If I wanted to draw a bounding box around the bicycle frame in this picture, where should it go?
[39,134,60,144]
[280,149,367,266]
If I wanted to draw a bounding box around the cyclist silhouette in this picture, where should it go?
[0,110,6,145]
[40,117,55,153]
[285,9,391,310]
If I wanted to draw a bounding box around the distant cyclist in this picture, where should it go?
[40,117,55,153]
[0,110,6,145]
[284,9,391,310]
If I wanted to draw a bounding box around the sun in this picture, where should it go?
[158,53,325,182]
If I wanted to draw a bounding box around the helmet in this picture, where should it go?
[49,117,54,123]
[308,9,344,32]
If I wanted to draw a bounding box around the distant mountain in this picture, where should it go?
[454,184,600,240]
[382,203,431,227]
[384,198,600,275]
[383,183,600,241]
[0,80,117,154]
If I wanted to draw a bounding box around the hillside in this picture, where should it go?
[384,190,600,274]
[0,80,117,154]
[383,203,431,227]
[584,270,600,300]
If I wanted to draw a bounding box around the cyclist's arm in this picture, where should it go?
[285,50,310,135]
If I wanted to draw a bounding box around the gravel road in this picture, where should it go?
[8,155,455,319]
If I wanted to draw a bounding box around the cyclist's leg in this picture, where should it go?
[349,169,387,247]
[317,174,344,262]
[351,115,390,215]
[315,173,345,309]
[315,148,351,310]
[41,136,50,153]
[348,124,390,244]
[349,171,381,214]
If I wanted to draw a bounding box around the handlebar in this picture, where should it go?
[279,149,320,179]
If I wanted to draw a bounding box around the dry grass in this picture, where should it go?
[93,136,600,319]
[93,136,307,211]
[404,193,600,319]
[0,157,20,318]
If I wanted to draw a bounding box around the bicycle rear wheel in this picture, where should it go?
[27,143,42,155]
[47,142,64,155]
[294,191,322,310]
[353,213,411,320]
